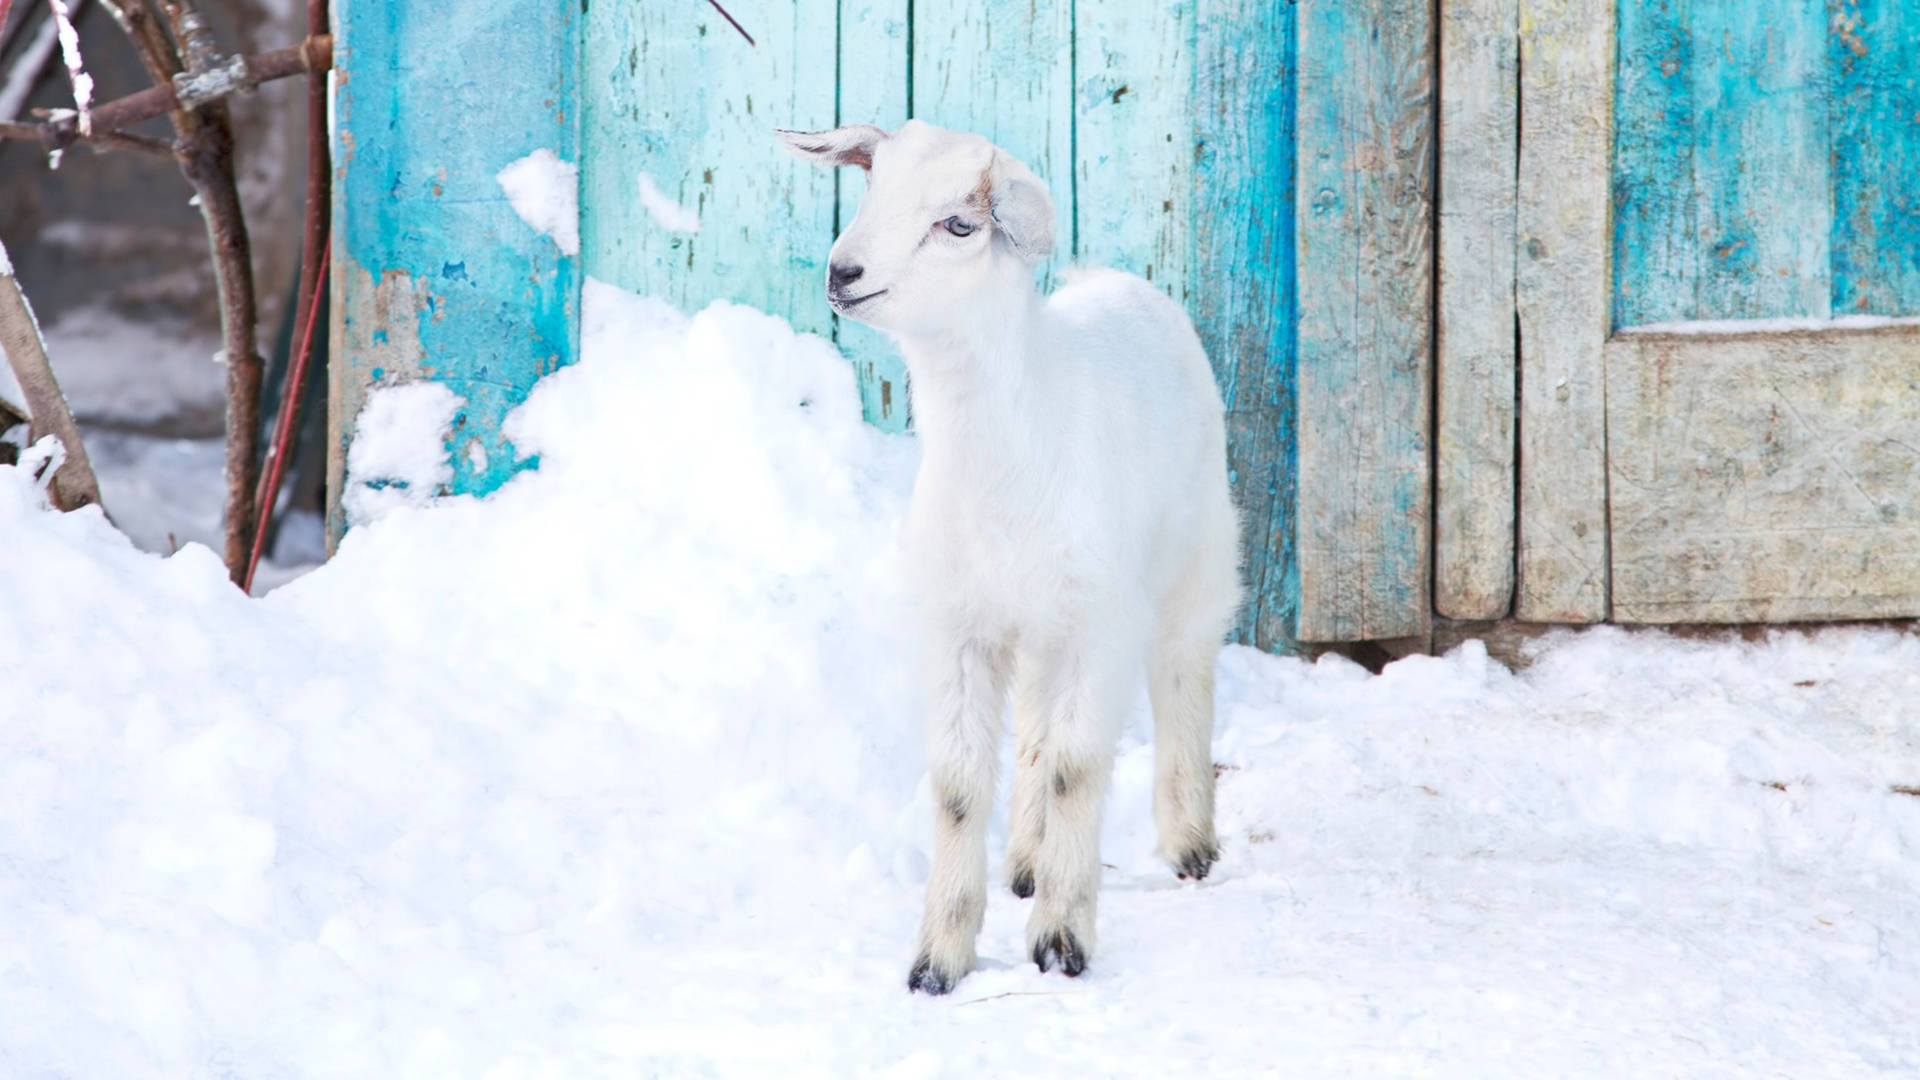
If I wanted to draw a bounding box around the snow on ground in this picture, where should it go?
[3,281,1919,1078]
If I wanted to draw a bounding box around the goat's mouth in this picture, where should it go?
[829,288,888,310]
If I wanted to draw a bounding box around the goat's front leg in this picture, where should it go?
[1017,640,1129,977]
[1004,694,1046,899]
[907,635,1010,995]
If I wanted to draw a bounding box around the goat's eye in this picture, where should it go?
[939,216,977,237]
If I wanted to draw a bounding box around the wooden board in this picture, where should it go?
[1293,0,1434,641]
[1436,0,1519,620]
[328,0,579,548]
[1515,0,1610,622]
[1074,0,1192,306]
[1193,0,1298,652]
[579,0,838,332]
[1607,326,1920,622]
[1831,0,1920,317]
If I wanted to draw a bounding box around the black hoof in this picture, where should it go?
[1175,844,1218,882]
[1009,867,1035,899]
[1031,927,1087,977]
[907,954,959,995]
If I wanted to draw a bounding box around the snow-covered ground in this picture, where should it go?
[4,282,1918,1077]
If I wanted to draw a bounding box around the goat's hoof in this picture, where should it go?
[907,954,961,995]
[1174,843,1218,882]
[1030,927,1087,977]
[1009,866,1035,899]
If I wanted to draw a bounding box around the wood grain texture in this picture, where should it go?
[1293,0,1434,641]
[580,0,837,331]
[1074,0,1192,305]
[1830,0,1920,316]
[1436,0,1518,620]
[1516,0,1610,622]
[1607,326,1920,621]
[328,0,578,547]
[1193,0,1298,652]
[911,0,1074,286]
[835,0,912,431]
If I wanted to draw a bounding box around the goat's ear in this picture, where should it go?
[987,152,1055,262]
[774,124,888,170]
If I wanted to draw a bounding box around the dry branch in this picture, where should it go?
[0,236,103,512]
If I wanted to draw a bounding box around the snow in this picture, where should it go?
[0,304,228,436]
[48,0,93,135]
[340,380,462,528]
[3,281,1919,1077]
[638,172,702,233]
[1620,313,1920,335]
[496,148,581,256]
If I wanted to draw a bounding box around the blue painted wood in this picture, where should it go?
[580,0,839,333]
[1615,0,1919,326]
[1293,0,1433,641]
[1832,0,1920,316]
[1194,0,1299,652]
[328,0,579,546]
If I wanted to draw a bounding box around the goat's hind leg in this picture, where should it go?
[1004,695,1046,899]
[908,637,1010,995]
[1150,623,1224,882]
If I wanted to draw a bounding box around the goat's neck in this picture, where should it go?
[896,289,1045,455]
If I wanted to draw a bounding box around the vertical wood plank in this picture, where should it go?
[1689,0,1830,320]
[835,0,911,431]
[912,0,1074,284]
[1436,0,1518,619]
[328,0,579,548]
[1193,0,1299,652]
[1612,0,1696,327]
[1074,0,1193,306]
[1516,0,1610,621]
[1831,0,1920,316]
[1294,0,1434,641]
[580,0,839,334]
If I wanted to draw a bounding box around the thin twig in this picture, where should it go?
[955,990,1073,1006]
[245,241,326,590]
[703,0,754,46]
[0,234,104,512]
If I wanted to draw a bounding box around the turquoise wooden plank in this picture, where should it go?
[1074,0,1193,306]
[1688,0,1830,320]
[1193,0,1298,652]
[1831,0,1920,316]
[1612,0,1696,327]
[1293,0,1433,641]
[580,0,839,335]
[835,0,911,431]
[327,0,579,547]
[911,0,1074,285]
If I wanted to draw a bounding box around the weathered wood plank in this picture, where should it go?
[1436,0,1518,620]
[835,0,911,430]
[1294,0,1433,641]
[1688,0,1830,320]
[1607,326,1920,622]
[1515,0,1610,622]
[1193,0,1298,651]
[911,0,1074,285]
[1612,0,1695,328]
[1073,0,1192,306]
[579,0,838,332]
[1830,0,1920,316]
[328,0,578,547]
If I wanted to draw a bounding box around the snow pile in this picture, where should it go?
[2,281,1919,1077]
[496,148,580,255]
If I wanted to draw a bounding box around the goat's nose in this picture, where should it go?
[829,262,865,288]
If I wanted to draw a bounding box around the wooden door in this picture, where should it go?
[1441,0,1920,624]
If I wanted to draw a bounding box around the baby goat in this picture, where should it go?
[778,120,1241,994]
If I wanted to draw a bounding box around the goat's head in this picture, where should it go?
[776,120,1054,335]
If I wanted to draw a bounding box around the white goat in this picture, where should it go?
[778,120,1241,994]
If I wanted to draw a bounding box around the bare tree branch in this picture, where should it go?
[0,235,104,513]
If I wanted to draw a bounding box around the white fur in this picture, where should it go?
[779,120,1241,994]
